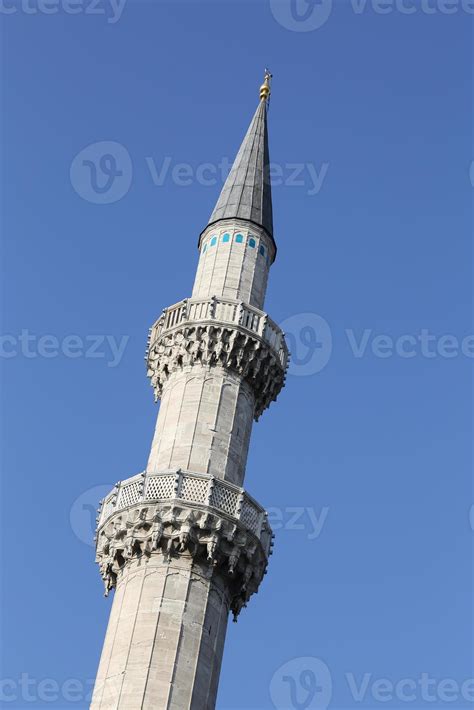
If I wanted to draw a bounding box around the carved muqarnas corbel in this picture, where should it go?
[95,503,269,620]
[146,324,286,419]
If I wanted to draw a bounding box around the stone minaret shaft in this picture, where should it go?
[91,73,288,710]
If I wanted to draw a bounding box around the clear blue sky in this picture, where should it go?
[1,2,473,708]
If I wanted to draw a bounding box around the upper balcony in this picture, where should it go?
[147,296,289,371]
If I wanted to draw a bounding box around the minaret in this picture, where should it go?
[91,72,288,710]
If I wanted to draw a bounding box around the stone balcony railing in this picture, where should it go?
[97,469,273,556]
[147,296,289,371]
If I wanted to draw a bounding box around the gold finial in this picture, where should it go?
[259,69,272,102]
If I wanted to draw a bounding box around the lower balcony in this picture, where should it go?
[97,469,272,555]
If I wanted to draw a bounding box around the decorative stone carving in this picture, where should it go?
[146,323,286,419]
[96,502,269,620]
[98,471,271,545]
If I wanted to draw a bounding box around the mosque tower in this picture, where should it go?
[91,72,288,710]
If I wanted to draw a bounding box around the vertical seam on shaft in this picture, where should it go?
[186,372,207,472]
[168,375,193,468]
[116,566,146,708]
[95,570,128,709]
[140,567,166,709]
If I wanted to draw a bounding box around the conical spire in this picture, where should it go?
[205,72,274,243]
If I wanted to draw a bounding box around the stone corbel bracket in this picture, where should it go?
[146,322,287,420]
[96,502,269,621]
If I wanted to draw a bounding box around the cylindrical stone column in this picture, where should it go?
[147,366,255,487]
[192,220,275,310]
[91,556,231,710]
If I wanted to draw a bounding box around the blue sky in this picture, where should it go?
[1,1,473,708]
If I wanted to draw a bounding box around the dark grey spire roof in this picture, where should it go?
[205,99,274,243]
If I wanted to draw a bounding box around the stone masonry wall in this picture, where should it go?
[91,555,230,710]
[147,366,255,487]
[193,220,275,310]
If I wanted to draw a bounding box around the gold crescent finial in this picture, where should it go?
[259,69,272,102]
